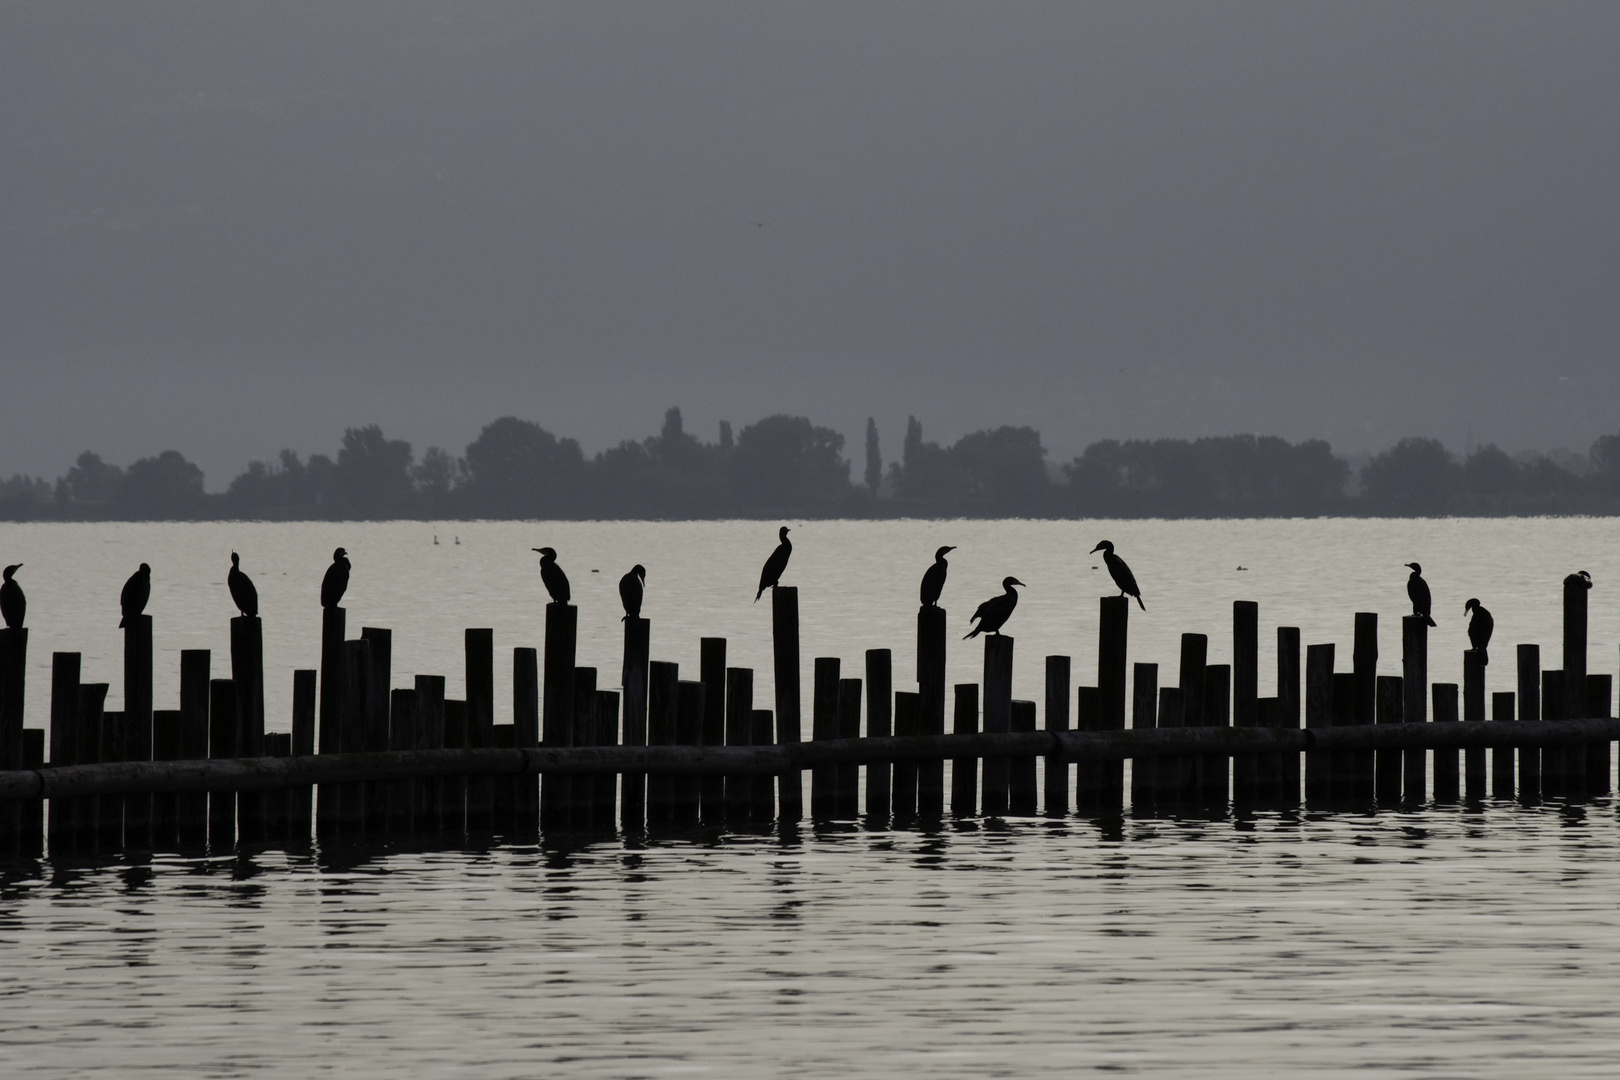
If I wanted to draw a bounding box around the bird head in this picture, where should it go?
[533,547,557,560]
[1464,598,1480,614]
[1090,541,1113,554]
[779,526,791,540]
[1579,570,1593,587]
[139,563,150,574]
[1004,577,1025,590]
[2,564,18,580]
[631,564,646,580]
[1405,562,1422,574]
[333,547,347,561]
[936,545,955,560]
[230,552,241,568]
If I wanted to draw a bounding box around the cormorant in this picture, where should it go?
[1566,570,1594,592]
[1090,541,1145,610]
[228,552,259,618]
[754,526,792,602]
[1464,598,1494,666]
[920,546,955,608]
[964,577,1024,639]
[532,547,571,604]
[620,564,646,620]
[0,565,24,629]
[321,548,350,609]
[1405,562,1436,626]
[119,563,151,628]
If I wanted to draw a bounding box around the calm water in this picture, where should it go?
[2,518,1620,1076]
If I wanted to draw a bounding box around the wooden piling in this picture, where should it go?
[1542,670,1567,798]
[1176,634,1207,807]
[415,675,446,832]
[1375,675,1403,805]
[1154,687,1185,808]
[647,661,678,823]
[570,667,598,825]
[772,590,803,821]
[1329,671,1356,804]
[699,638,727,823]
[464,628,494,831]
[811,657,840,818]
[1232,603,1258,807]
[1564,573,1589,796]
[1131,664,1158,812]
[1432,683,1460,801]
[866,650,893,821]
[317,606,344,834]
[918,605,948,817]
[1352,613,1377,803]
[726,667,754,820]
[1305,644,1333,806]
[1203,665,1230,808]
[981,634,1014,817]
[839,678,864,818]
[441,699,467,835]
[389,688,419,832]
[593,690,619,827]
[20,728,43,850]
[1517,644,1541,802]
[338,639,370,833]
[208,678,237,850]
[674,679,704,824]
[47,652,80,852]
[1492,691,1516,798]
[893,691,920,819]
[1075,686,1103,809]
[289,668,316,839]
[1255,696,1282,805]
[1009,699,1038,815]
[1587,674,1613,794]
[619,620,649,831]
[0,626,25,849]
[1402,617,1428,805]
[232,616,266,842]
[1098,596,1129,809]
[150,709,180,847]
[1463,650,1486,800]
[542,603,578,826]
[1278,627,1301,805]
[1044,656,1071,816]
[513,646,540,831]
[951,684,978,816]
[751,709,775,820]
[122,615,153,850]
[79,688,112,849]
[178,650,209,847]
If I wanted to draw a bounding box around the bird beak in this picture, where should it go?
[531,548,543,553]
[1089,544,1102,553]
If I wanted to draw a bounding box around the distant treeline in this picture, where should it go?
[4,408,1620,521]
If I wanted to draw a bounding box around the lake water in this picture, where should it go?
[2,518,1620,1076]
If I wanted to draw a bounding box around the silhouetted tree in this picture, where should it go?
[732,414,850,513]
[56,451,124,511]
[0,475,51,521]
[333,425,414,517]
[1065,435,1347,517]
[864,417,882,495]
[461,416,584,517]
[118,450,206,519]
[1592,433,1620,496]
[1361,437,1460,514]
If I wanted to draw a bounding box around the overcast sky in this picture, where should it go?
[3,1,1618,488]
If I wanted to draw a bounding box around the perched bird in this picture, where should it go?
[964,577,1024,639]
[0,564,24,629]
[1405,562,1436,627]
[620,564,646,620]
[533,547,571,604]
[754,526,792,602]
[119,563,151,628]
[321,548,350,609]
[1464,598,1494,666]
[228,552,259,618]
[1566,570,1594,592]
[920,545,955,608]
[1090,541,1145,610]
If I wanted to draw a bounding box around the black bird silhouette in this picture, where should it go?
[533,547,571,604]
[1464,598,1494,665]
[620,564,646,620]
[119,563,151,628]
[321,548,350,609]
[1090,541,1145,610]
[1566,569,1594,593]
[754,526,792,602]
[920,546,955,607]
[1405,562,1436,626]
[0,564,24,629]
[228,552,259,618]
[964,577,1024,639]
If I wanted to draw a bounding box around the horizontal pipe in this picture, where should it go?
[0,718,1615,800]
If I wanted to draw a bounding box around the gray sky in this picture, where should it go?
[3,1,1618,488]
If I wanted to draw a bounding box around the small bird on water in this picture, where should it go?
[1090,541,1145,610]
[620,564,646,620]
[964,577,1024,639]
[120,563,151,628]
[1,564,25,628]
[1464,598,1494,665]
[321,548,350,609]
[920,546,955,608]
[533,547,571,604]
[1405,562,1436,626]
[228,552,259,618]
[755,526,792,602]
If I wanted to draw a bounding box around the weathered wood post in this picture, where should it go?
[751,709,776,821]
[619,620,649,831]
[647,661,678,824]
[699,638,727,823]
[151,709,180,847]
[1278,627,1301,805]
[1044,656,1071,816]
[1255,696,1282,805]
[360,627,392,833]
[839,678,864,818]
[1176,634,1207,807]
[674,679,704,824]
[866,650,893,821]
[79,686,112,849]
[0,626,23,849]
[1203,664,1230,808]
[464,628,494,831]
[442,698,466,834]
[725,667,754,820]
[1564,573,1590,796]
[208,678,236,851]
[232,616,266,842]
[1305,644,1334,805]
[338,639,370,832]
[1352,613,1377,804]
[773,589,802,820]
[981,634,1014,816]
[893,691,920,820]
[1463,650,1487,800]
[388,688,419,832]
[542,603,578,826]
[811,657,840,818]
[290,668,316,840]
[1154,687,1184,807]
[1232,602,1259,807]
[1431,682,1459,802]
[570,667,598,825]
[1516,644,1541,802]
[513,646,540,831]
[593,689,619,827]
[1491,691,1516,798]
[1542,670,1567,798]
[1009,699,1038,815]
[1588,674,1613,794]
[317,605,345,834]
[1330,672,1356,803]
[1074,687,1102,809]
[1130,663,1158,813]
[415,674,446,832]
[918,605,947,818]
[1098,596,1129,809]
[19,728,43,851]
[178,650,209,847]
[1375,675,1403,805]
[47,653,80,852]
[122,614,153,850]
[951,684,978,816]
[1402,616,1428,805]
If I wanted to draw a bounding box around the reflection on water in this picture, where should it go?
[4,805,1620,1077]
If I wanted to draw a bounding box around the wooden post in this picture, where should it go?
[725,667,754,820]
[415,675,446,832]
[1491,691,1516,799]
[1176,634,1207,807]
[619,620,649,831]
[264,732,289,840]
[893,691,920,820]
[1402,616,1428,805]
[442,699,466,835]
[1098,596,1129,810]
[464,628,494,831]
[1130,663,1158,813]
[290,668,316,841]
[918,605,947,817]
[79,687,112,849]
[865,650,892,821]
[513,646,540,831]
[647,661,678,824]
[19,727,43,851]
[570,667,598,825]
[1203,664,1230,808]
[1154,687,1185,807]
[1255,697,1281,805]
[208,678,236,851]
[1564,573,1590,796]
[593,690,619,827]
[1587,674,1613,794]
[1074,687,1103,809]
[811,657,839,818]
[1542,670,1567,798]
[1329,671,1356,804]
[951,684,978,816]
[1305,644,1333,805]
[151,709,180,847]
[1517,644,1541,803]
[389,688,419,833]
[0,626,25,849]
[1009,700,1038,815]
[839,678,865,818]
[47,652,80,852]
[1044,656,1071,816]
[542,604,578,827]
[699,638,727,823]
[338,639,370,833]
[122,615,153,851]
[674,679,704,824]
[1463,650,1487,800]
[773,589,802,820]
[1432,682,1460,802]
[1232,602,1258,808]
[981,634,1014,816]
[1375,675,1403,806]
[1352,613,1377,804]
[178,650,209,847]
[1278,627,1301,805]
[751,709,775,821]
[316,609,344,836]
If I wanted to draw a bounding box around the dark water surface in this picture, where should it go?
[5,805,1620,1078]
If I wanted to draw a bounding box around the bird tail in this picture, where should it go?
[1424,614,1437,627]
[753,589,763,603]
[1136,594,1146,611]
[118,616,127,629]
[1479,647,1488,666]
